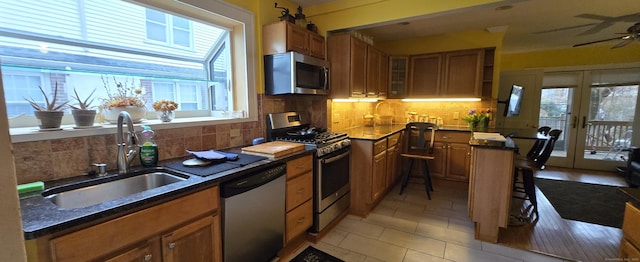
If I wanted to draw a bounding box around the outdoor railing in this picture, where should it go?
[539,117,633,151]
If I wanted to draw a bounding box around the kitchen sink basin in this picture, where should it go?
[42,168,189,209]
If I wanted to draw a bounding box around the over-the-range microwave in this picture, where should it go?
[264,51,329,95]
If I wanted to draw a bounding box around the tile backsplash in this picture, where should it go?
[329,99,497,131]
[13,94,326,184]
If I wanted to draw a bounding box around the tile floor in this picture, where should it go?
[287,179,569,262]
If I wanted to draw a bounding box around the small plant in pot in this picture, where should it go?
[24,83,68,130]
[69,88,97,127]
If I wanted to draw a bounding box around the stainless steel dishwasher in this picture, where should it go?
[221,163,286,262]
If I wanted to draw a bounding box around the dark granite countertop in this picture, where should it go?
[19,148,314,240]
[469,137,519,151]
[620,187,640,207]
[341,124,472,141]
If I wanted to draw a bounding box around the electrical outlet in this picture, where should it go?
[453,112,459,120]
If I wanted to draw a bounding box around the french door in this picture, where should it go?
[542,68,639,171]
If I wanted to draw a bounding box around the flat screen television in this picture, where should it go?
[504,84,524,117]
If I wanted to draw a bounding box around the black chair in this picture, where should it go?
[512,129,562,223]
[399,122,438,199]
[524,126,551,160]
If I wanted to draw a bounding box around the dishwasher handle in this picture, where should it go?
[221,164,286,198]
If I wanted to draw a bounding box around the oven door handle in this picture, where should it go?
[321,150,350,164]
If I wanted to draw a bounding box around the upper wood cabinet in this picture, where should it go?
[388,56,409,98]
[327,34,388,98]
[263,21,326,59]
[406,48,490,98]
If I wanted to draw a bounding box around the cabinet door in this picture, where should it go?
[162,215,221,262]
[386,144,400,188]
[286,24,309,55]
[286,171,313,211]
[350,37,368,97]
[308,33,325,59]
[105,239,160,262]
[372,150,387,202]
[429,141,447,178]
[285,200,313,243]
[389,56,408,98]
[446,143,471,181]
[620,239,640,259]
[409,53,442,97]
[443,49,482,97]
[367,46,387,97]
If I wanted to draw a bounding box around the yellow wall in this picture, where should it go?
[501,44,640,71]
[304,0,502,34]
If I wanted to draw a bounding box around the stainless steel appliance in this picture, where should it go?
[264,52,330,95]
[221,164,286,262]
[267,112,351,232]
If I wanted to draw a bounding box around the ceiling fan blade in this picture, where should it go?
[533,23,597,34]
[573,36,624,47]
[577,21,614,36]
[611,38,635,49]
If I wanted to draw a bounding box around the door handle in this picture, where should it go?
[582,116,587,129]
[572,116,577,129]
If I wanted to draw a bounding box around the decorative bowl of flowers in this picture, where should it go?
[462,109,491,131]
[153,99,179,122]
[100,76,147,123]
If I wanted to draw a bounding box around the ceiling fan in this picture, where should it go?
[573,22,640,48]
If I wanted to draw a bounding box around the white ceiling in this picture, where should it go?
[287,0,640,53]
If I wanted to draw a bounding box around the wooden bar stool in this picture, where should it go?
[399,122,438,199]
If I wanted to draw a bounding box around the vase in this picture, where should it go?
[35,111,64,130]
[157,111,174,122]
[478,118,489,132]
[72,109,97,127]
[102,106,147,124]
[468,121,478,131]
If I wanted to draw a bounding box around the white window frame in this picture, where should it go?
[5,0,258,142]
[145,8,194,49]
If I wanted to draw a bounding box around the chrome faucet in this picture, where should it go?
[117,111,138,174]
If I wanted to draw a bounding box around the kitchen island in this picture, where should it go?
[468,136,518,243]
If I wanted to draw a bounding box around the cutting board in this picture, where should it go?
[241,141,305,159]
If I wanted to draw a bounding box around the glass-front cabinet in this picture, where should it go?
[388,56,408,98]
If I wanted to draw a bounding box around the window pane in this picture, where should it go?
[0,0,235,125]
[146,22,167,42]
[145,9,166,23]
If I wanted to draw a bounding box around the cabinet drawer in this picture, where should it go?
[435,131,470,143]
[285,200,313,243]
[286,171,313,211]
[388,132,402,147]
[623,202,640,248]
[621,239,640,259]
[374,139,387,155]
[287,155,313,179]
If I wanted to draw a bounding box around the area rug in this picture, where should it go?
[290,246,344,262]
[534,178,629,228]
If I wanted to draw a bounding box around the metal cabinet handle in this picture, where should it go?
[296,188,305,194]
[144,254,152,261]
[168,243,176,249]
[582,116,587,129]
[297,217,305,224]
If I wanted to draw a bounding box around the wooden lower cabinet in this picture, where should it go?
[29,187,222,262]
[620,202,640,258]
[351,132,402,217]
[430,131,471,181]
[284,155,313,243]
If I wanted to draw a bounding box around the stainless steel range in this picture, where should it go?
[267,112,351,232]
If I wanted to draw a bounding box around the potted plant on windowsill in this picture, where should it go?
[24,82,68,130]
[100,76,147,124]
[69,88,97,128]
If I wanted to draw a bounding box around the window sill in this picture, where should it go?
[10,116,255,143]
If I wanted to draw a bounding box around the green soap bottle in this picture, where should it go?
[139,125,158,167]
